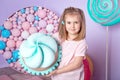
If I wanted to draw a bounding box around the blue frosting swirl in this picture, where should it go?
[19,33,62,75]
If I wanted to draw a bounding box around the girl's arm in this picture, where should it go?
[47,56,84,76]
[57,56,84,74]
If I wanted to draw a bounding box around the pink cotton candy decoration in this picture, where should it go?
[22,22,30,30]
[22,14,26,18]
[54,26,58,31]
[10,48,14,51]
[7,39,16,48]
[12,17,17,22]
[18,21,22,25]
[0,50,4,54]
[44,8,49,12]
[13,24,17,28]
[49,11,53,15]
[9,18,13,22]
[39,28,47,34]
[5,47,9,51]
[26,8,29,11]
[19,16,25,22]
[30,9,34,14]
[26,14,34,22]
[13,14,17,18]
[21,31,29,39]
[14,37,18,41]
[15,61,22,68]
[25,10,29,14]
[13,21,17,25]
[38,20,47,28]
[4,21,12,29]
[21,18,25,22]
[46,24,54,33]
[16,67,21,71]
[48,20,53,24]
[21,69,26,73]
[10,36,13,39]
[29,27,37,34]
[17,25,22,29]
[48,15,52,19]
[18,37,23,41]
[3,51,12,59]
[9,63,14,67]
[38,10,46,18]
[11,28,20,37]
[16,40,22,48]
[44,17,48,21]
[54,15,59,20]
[3,38,7,42]
[18,12,22,16]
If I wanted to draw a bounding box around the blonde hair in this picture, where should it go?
[58,7,86,41]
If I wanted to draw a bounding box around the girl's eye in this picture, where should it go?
[75,22,78,24]
[67,22,71,24]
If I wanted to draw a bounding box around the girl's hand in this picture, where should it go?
[45,70,57,77]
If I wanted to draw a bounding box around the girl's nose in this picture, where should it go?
[72,23,75,27]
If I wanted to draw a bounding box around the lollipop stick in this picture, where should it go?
[105,27,109,80]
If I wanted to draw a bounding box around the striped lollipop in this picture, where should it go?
[87,0,120,26]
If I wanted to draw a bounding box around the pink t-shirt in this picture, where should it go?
[51,32,88,80]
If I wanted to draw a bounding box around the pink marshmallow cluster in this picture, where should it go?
[0,6,59,74]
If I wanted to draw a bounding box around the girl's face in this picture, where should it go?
[65,14,81,38]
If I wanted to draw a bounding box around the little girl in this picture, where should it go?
[48,7,88,80]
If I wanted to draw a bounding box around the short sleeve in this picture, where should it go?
[75,39,88,56]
